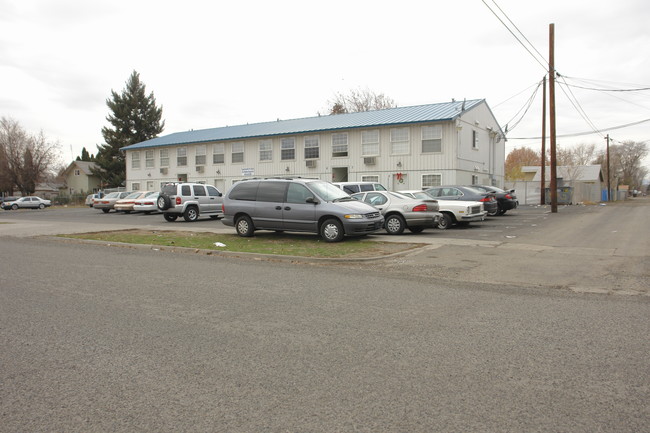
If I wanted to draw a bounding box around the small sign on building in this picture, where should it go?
[241,168,255,177]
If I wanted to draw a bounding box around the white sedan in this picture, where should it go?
[2,196,52,210]
[133,192,160,214]
[397,190,486,229]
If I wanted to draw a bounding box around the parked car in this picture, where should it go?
[351,191,441,234]
[222,178,384,242]
[2,196,52,210]
[332,182,388,195]
[133,192,160,214]
[157,183,223,222]
[397,190,487,229]
[85,193,102,207]
[1,196,19,206]
[93,191,131,213]
[114,191,155,213]
[469,185,518,215]
[425,186,498,216]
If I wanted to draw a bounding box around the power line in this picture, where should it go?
[556,75,604,138]
[508,117,650,140]
[503,79,543,132]
[481,0,548,72]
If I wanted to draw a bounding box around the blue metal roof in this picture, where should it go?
[122,99,485,151]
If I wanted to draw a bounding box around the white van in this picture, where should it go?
[332,182,387,195]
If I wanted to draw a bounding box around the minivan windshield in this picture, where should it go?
[308,181,353,202]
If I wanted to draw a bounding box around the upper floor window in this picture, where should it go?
[160,149,169,167]
[231,142,244,163]
[195,145,206,165]
[74,169,81,176]
[145,150,155,168]
[176,147,187,166]
[390,128,409,155]
[332,133,348,157]
[422,126,442,153]
[304,136,319,159]
[259,140,272,162]
[281,137,295,161]
[361,130,380,156]
[213,143,225,164]
[472,130,479,149]
[131,151,141,169]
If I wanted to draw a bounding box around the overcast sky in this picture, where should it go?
[2,0,649,169]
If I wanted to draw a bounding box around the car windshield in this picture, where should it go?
[308,181,353,202]
[125,192,142,199]
[387,191,409,200]
[105,192,120,198]
[144,191,157,197]
[463,186,485,194]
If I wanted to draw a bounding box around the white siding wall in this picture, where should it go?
[125,101,505,193]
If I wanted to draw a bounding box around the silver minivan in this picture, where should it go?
[222,178,384,242]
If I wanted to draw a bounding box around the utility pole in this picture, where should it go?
[606,134,611,201]
[549,23,558,213]
[540,75,547,205]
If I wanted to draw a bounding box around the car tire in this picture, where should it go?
[487,207,499,216]
[183,206,199,222]
[102,208,110,213]
[163,213,178,222]
[498,209,507,215]
[385,214,405,235]
[157,195,171,211]
[408,226,424,233]
[320,218,344,242]
[11,204,18,210]
[438,213,453,230]
[38,203,45,209]
[235,215,254,237]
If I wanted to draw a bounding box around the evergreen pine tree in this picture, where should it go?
[93,71,164,187]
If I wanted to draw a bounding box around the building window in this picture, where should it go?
[146,181,154,190]
[195,145,206,165]
[361,175,379,182]
[304,136,319,159]
[259,140,272,161]
[232,142,244,163]
[281,137,295,161]
[361,130,380,156]
[213,143,225,164]
[160,149,169,167]
[422,174,442,188]
[391,128,409,155]
[145,150,155,168]
[74,169,81,176]
[132,182,140,191]
[472,130,479,149]
[131,152,141,169]
[177,147,187,166]
[422,126,442,153]
[472,174,479,185]
[332,133,348,157]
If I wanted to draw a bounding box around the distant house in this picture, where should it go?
[507,165,605,204]
[60,161,101,195]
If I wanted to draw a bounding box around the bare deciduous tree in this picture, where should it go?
[328,88,397,114]
[0,117,61,195]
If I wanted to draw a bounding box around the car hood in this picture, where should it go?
[329,199,378,213]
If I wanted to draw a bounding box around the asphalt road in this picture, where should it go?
[1,200,649,432]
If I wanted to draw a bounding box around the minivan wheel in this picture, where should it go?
[321,218,344,242]
[163,213,178,222]
[235,215,254,237]
[385,214,405,235]
[183,206,199,222]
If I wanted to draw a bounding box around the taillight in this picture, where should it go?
[505,194,512,199]
[479,197,490,202]
[221,204,225,213]
[412,204,428,212]
[175,197,181,205]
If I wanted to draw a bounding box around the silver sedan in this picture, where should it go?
[2,196,51,210]
[351,191,441,235]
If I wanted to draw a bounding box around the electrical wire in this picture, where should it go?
[507,117,650,140]
[493,78,546,109]
[556,74,604,138]
[560,75,650,92]
[502,79,543,133]
[481,0,549,72]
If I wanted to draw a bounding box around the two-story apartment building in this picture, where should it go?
[121,99,505,193]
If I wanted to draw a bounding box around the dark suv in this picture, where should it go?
[222,178,384,242]
[157,182,223,222]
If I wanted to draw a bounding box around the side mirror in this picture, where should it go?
[306,197,319,204]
